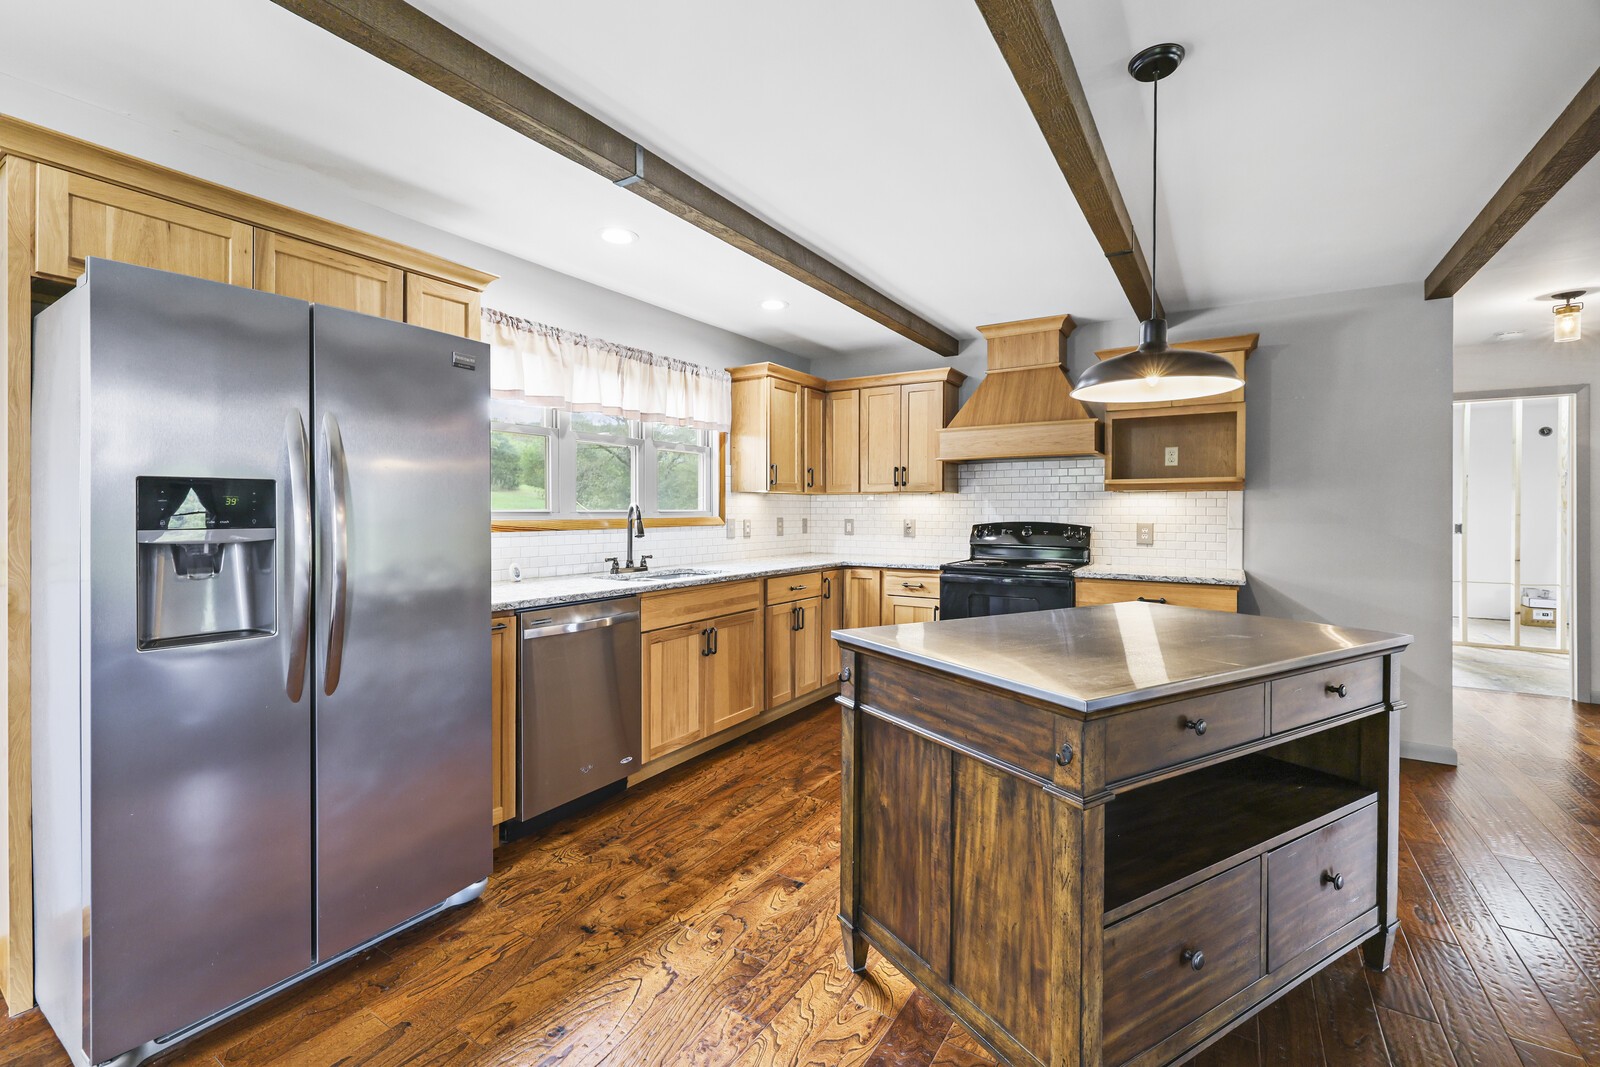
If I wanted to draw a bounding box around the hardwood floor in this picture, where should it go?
[1,686,1598,1065]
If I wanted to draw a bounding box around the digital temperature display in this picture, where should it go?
[136,477,275,531]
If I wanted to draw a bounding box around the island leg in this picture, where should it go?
[1050,795,1106,1067]
[838,667,869,973]
[1360,689,1402,972]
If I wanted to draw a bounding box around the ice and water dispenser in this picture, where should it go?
[136,477,276,650]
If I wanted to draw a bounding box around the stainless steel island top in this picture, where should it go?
[832,602,1411,713]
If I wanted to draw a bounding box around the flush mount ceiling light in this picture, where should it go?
[760,298,789,311]
[1071,44,1243,405]
[1553,290,1585,343]
[600,227,639,245]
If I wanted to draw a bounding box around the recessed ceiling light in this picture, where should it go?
[760,299,788,311]
[1492,330,1525,341]
[600,227,638,245]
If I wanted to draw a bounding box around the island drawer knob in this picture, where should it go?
[1056,742,1074,766]
[1323,870,1345,891]
[1326,683,1348,697]
[1183,718,1208,736]
[840,666,852,682]
[1181,948,1205,971]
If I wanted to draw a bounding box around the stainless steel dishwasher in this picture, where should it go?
[517,596,642,820]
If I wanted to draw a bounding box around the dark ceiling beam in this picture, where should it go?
[271,0,960,356]
[974,0,1158,319]
[1426,65,1600,300]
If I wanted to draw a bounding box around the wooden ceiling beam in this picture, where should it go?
[974,0,1159,319]
[271,0,960,356]
[1426,65,1600,300]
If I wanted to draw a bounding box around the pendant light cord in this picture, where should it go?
[1150,75,1160,321]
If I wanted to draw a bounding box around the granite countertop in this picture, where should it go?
[833,603,1409,714]
[1073,564,1247,587]
[491,554,942,612]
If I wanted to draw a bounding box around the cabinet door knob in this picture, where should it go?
[1323,870,1345,891]
[1181,948,1205,971]
[1183,718,1209,736]
[1056,742,1074,766]
[1326,683,1348,697]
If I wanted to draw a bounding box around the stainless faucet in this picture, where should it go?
[607,504,650,574]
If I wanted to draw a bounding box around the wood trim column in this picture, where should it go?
[837,649,868,971]
[2,155,36,1013]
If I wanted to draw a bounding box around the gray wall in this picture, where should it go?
[1455,334,1596,701]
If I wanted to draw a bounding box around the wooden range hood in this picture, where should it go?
[937,314,1101,461]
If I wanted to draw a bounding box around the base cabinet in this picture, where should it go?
[704,610,764,734]
[1076,577,1239,613]
[766,596,823,707]
[821,570,844,682]
[643,610,764,763]
[490,614,517,827]
[881,571,940,623]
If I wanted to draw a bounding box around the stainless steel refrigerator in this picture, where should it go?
[31,259,492,1067]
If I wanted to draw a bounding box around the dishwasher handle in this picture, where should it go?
[523,610,641,640]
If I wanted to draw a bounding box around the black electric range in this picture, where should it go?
[938,522,1090,620]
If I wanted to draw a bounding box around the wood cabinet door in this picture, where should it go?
[843,569,883,628]
[256,230,403,319]
[35,165,252,285]
[704,610,764,734]
[821,570,844,682]
[860,385,903,493]
[793,596,824,697]
[802,386,826,494]
[765,601,796,707]
[767,378,804,493]
[900,381,947,492]
[405,273,481,339]
[643,623,708,762]
[490,616,517,826]
[883,592,939,625]
[824,389,861,493]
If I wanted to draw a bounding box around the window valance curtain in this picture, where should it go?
[484,307,732,431]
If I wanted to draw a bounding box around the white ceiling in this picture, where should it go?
[2,0,1597,363]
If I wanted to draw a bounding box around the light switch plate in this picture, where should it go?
[1137,523,1155,546]
[776,517,784,536]
[844,519,855,535]
[903,518,916,538]
[1164,446,1180,467]
[802,517,809,534]
[742,519,751,538]
[726,518,737,539]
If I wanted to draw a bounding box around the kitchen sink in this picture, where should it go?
[604,568,720,581]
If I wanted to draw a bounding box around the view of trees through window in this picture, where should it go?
[491,431,547,511]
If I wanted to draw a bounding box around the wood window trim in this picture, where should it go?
[492,432,727,532]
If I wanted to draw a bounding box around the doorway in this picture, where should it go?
[1451,394,1576,697]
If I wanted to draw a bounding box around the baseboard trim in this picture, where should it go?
[1400,741,1459,766]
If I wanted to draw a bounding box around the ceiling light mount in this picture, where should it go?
[1553,290,1585,344]
[1128,42,1185,83]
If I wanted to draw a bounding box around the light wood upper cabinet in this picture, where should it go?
[490,615,517,827]
[35,165,252,285]
[767,378,804,493]
[803,386,825,494]
[901,381,954,492]
[821,570,844,683]
[860,385,903,493]
[256,230,403,319]
[730,364,826,494]
[704,610,764,735]
[824,389,861,494]
[405,273,481,339]
[643,622,708,762]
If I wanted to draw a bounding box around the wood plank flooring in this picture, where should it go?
[0,685,1597,1065]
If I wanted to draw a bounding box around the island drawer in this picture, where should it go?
[1270,657,1385,733]
[1103,685,1267,783]
[1102,859,1263,1066]
[1266,803,1378,970]
[641,579,761,631]
[766,572,822,604]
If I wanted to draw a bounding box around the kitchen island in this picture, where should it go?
[833,603,1410,1067]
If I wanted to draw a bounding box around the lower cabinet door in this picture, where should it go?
[643,622,708,762]
[490,615,517,825]
[793,596,823,697]
[883,592,938,625]
[766,601,796,707]
[1101,859,1263,1066]
[705,610,764,734]
[821,570,844,682]
[1266,804,1379,969]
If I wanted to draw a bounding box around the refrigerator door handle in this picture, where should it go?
[322,411,352,696]
[285,410,313,701]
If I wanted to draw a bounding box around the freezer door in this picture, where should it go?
[312,307,491,958]
[78,261,314,1061]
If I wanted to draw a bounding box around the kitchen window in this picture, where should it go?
[491,398,719,524]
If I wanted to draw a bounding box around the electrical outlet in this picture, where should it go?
[776,517,784,536]
[802,517,809,534]
[1164,446,1180,467]
[844,519,855,535]
[1137,523,1155,546]
[903,518,916,538]
[742,519,751,539]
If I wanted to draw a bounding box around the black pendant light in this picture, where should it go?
[1071,43,1243,404]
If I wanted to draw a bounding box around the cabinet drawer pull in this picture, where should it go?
[1326,683,1348,697]
[1137,596,1168,604]
[1056,742,1074,766]
[491,622,507,632]
[789,584,806,591]
[901,581,925,590]
[1183,718,1209,736]
[1323,870,1345,891]
[1181,948,1205,971]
